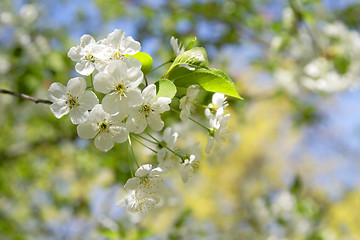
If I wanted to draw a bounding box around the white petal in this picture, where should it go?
[102,93,122,115]
[152,97,171,113]
[78,91,99,110]
[147,113,164,131]
[88,104,108,123]
[69,106,88,124]
[67,46,82,61]
[93,72,113,94]
[67,77,86,97]
[127,67,143,89]
[180,108,190,121]
[91,44,112,60]
[47,82,66,102]
[106,29,126,48]
[150,167,163,176]
[122,37,141,55]
[111,125,128,143]
[75,61,95,76]
[180,165,190,183]
[124,89,142,107]
[126,114,147,134]
[123,57,142,69]
[187,85,200,98]
[94,132,114,152]
[205,136,214,153]
[80,34,95,47]
[50,102,69,119]
[135,164,153,177]
[105,60,127,80]
[142,84,156,103]
[212,93,225,106]
[124,177,141,190]
[77,122,98,139]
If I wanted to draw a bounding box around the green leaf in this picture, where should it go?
[165,47,209,77]
[334,55,350,75]
[154,79,177,100]
[185,37,197,50]
[170,67,242,99]
[290,175,302,195]
[126,52,153,75]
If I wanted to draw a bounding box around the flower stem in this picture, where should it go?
[128,136,140,168]
[90,73,95,92]
[145,132,186,160]
[131,134,158,154]
[126,141,135,177]
[171,107,210,132]
[149,60,172,73]
[134,134,157,145]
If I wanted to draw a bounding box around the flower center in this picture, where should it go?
[141,104,152,117]
[115,83,125,94]
[65,94,79,109]
[85,54,95,62]
[113,51,123,60]
[99,121,109,132]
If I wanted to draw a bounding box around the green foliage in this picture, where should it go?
[165,47,209,77]
[168,67,241,99]
[127,52,153,75]
[154,79,177,100]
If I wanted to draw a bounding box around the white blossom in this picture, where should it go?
[93,60,143,114]
[157,128,181,171]
[205,93,228,120]
[77,104,128,152]
[19,4,38,23]
[206,113,230,153]
[48,77,98,124]
[170,36,185,56]
[117,164,164,213]
[102,29,141,59]
[98,29,142,70]
[126,84,171,134]
[179,85,200,121]
[179,144,200,182]
[67,34,112,76]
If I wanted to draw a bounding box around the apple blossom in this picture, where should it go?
[77,104,128,152]
[47,77,98,124]
[179,85,200,121]
[126,84,171,134]
[93,60,143,115]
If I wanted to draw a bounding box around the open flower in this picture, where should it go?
[76,104,128,152]
[157,128,181,171]
[102,29,141,59]
[179,85,200,121]
[67,34,112,76]
[205,113,230,153]
[126,84,171,134]
[93,60,143,115]
[205,92,228,120]
[179,144,201,182]
[117,164,164,213]
[48,77,98,124]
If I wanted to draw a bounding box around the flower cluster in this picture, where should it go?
[48,30,234,213]
[272,16,360,93]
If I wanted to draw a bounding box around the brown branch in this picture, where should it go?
[0,89,53,104]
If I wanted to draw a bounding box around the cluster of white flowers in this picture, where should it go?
[273,17,360,93]
[48,31,233,213]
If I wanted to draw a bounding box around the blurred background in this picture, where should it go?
[1,0,360,239]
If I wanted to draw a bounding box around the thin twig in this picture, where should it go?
[0,89,52,104]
